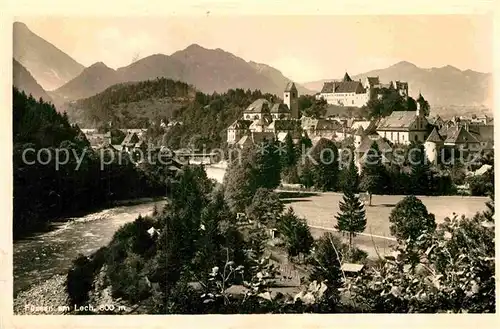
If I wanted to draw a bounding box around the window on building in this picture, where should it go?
[415,135,418,142]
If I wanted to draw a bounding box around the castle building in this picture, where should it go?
[317,73,408,108]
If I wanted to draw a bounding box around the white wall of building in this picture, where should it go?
[424,141,438,164]
[379,130,410,145]
[243,113,263,120]
[319,92,369,107]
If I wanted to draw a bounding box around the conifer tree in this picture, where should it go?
[335,157,366,249]
[252,138,281,189]
[409,142,432,195]
[341,154,360,193]
[309,138,340,191]
[360,142,386,206]
[281,133,297,169]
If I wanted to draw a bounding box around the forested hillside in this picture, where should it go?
[65,78,276,149]
[162,88,276,149]
[65,78,194,128]
[13,88,166,238]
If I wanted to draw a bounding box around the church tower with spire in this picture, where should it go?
[284,82,299,119]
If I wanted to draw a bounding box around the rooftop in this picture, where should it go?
[270,103,290,113]
[284,82,297,92]
[377,111,418,131]
[425,127,444,143]
[444,127,480,144]
[244,98,271,113]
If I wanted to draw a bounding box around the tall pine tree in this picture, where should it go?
[360,141,386,206]
[280,132,297,169]
[341,153,360,193]
[409,142,432,195]
[252,138,282,189]
[310,138,340,191]
[335,157,366,249]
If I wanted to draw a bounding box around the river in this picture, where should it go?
[12,163,225,297]
[13,200,165,296]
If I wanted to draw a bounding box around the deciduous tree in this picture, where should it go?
[389,195,436,244]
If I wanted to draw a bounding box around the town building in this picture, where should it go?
[121,132,141,153]
[227,120,252,145]
[424,128,445,164]
[283,82,299,119]
[442,126,482,153]
[228,82,301,147]
[354,131,393,173]
[119,128,148,138]
[376,101,430,145]
[301,117,343,139]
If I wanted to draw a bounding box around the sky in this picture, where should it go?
[15,15,493,82]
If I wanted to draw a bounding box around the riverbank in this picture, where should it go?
[14,274,70,315]
[14,200,165,296]
[14,265,137,315]
[14,196,167,241]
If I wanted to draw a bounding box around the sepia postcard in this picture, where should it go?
[1,0,499,328]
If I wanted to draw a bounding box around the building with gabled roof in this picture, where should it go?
[318,73,369,107]
[235,131,275,149]
[249,116,272,132]
[376,102,430,145]
[265,119,301,134]
[301,117,343,138]
[270,103,291,119]
[241,83,299,121]
[227,119,252,145]
[317,72,408,107]
[443,126,481,152]
[228,83,301,148]
[242,99,273,121]
[354,133,394,172]
[121,132,141,152]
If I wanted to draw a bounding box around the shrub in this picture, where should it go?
[278,207,314,259]
[107,252,151,303]
[389,195,436,244]
[66,254,95,308]
[246,188,284,225]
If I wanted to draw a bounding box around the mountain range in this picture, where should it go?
[13,58,52,103]
[49,44,315,102]
[13,22,85,91]
[302,61,492,108]
[13,21,493,111]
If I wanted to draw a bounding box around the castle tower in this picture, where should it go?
[284,82,299,119]
[354,126,364,149]
[424,128,443,165]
